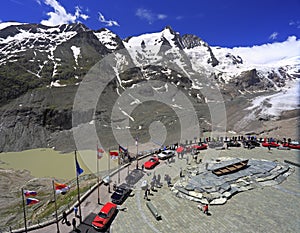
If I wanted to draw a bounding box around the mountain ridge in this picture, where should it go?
[0,22,299,152]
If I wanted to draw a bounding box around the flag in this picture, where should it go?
[23,190,37,197]
[54,182,70,195]
[109,150,119,160]
[135,137,138,147]
[26,197,40,205]
[76,157,84,176]
[119,145,127,154]
[97,147,104,159]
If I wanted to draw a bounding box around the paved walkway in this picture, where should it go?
[31,147,300,233]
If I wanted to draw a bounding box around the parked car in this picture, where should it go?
[157,150,175,160]
[192,143,208,150]
[92,202,117,230]
[283,141,300,150]
[227,141,241,147]
[111,183,131,204]
[144,157,160,169]
[262,141,280,147]
[248,140,260,147]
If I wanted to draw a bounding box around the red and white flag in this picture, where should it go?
[26,198,40,205]
[97,147,104,159]
[54,182,70,195]
[23,190,37,197]
[109,150,119,160]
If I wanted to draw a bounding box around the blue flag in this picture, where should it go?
[76,157,84,176]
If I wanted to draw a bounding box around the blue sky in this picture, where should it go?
[1,0,300,47]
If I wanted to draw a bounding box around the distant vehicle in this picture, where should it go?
[227,141,241,147]
[111,183,131,204]
[283,141,300,150]
[248,140,260,147]
[192,143,208,150]
[92,202,117,230]
[157,150,175,160]
[262,141,280,148]
[288,144,300,150]
[144,157,160,169]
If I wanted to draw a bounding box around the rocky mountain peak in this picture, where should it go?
[182,34,207,49]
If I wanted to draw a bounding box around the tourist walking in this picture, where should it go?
[74,206,78,218]
[203,204,209,215]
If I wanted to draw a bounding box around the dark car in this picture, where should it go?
[111,183,131,204]
[227,141,241,147]
[248,140,260,147]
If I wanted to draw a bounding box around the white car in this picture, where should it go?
[157,150,175,160]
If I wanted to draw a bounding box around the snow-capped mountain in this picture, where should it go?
[0,22,299,152]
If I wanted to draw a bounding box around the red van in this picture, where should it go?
[92,202,117,230]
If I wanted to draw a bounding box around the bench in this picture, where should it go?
[146,202,161,220]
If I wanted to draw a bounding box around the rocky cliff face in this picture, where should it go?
[0,23,299,152]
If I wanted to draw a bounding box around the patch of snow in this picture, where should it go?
[0,22,25,31]
[246,79,300,117]
[71,46,81,65]
[119,107,134,121]
[50,80,67,87]
[128,94,141,105]
[94,29,119,50]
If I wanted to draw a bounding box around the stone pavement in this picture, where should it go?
[31,147,300,233]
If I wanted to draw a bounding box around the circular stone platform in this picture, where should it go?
[172,157,294,205]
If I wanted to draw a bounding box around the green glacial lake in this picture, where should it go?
[0,148,118,180]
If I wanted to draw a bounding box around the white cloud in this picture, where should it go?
[231,36,300,65]
[269,32,278,40]
[136,8,167,24]
[289,20,300,29]
[98,12,119,27]
[40,0,89,26]
[157,14,167,20]
[75,6,89,21]
[36,0,41,5]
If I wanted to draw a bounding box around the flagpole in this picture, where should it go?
[118,146,120,184]
[75,150,83,223]
[52,180,60,233]
[21,188,28,233]
[136,137,139,170]
[108,149,111,193]
[97,144,101,205]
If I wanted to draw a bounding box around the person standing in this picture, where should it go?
[62,211,67,224]
[203,204,209,215]
[144,188,148,200]
[72,217,77,231]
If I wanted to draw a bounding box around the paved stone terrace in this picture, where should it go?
[31,147,300,233]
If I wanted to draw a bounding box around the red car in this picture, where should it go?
[192,143,208,150]
[283,142,300,150]
[92,202,117,230]
[262,141,280,147]
[144,157,160,169]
